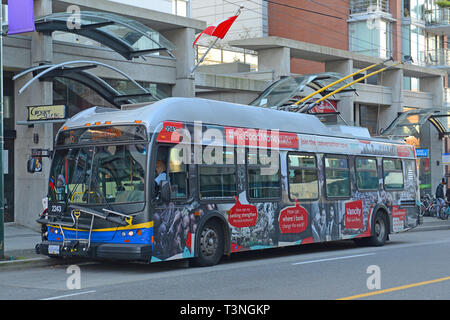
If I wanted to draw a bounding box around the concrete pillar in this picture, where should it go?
[14,0,53,229]
[420,75,445,193]
[378,68,403,134]
[258,47,290,80]
[163,28,196,97]
[325,59,354,125]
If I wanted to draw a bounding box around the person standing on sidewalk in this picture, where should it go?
[435,178,446,218]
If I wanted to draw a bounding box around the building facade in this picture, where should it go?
[192,0,450,197]
[2,0,205,227]
[3,0,450,229]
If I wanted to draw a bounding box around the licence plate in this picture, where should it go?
[48,245,60,255]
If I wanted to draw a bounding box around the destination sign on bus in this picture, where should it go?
[56,125,147,146]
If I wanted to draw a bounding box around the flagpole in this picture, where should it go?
[191,37,220,74]
[190,5,243,75]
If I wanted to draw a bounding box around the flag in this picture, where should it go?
[8,0,36,35]
[193,15,238,47]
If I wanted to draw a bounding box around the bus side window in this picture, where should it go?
[382,158,404,190]
[198,148,236,199]
[287,153,318,200]
[247,148,281,200]
[168,147,188,199]
[355,157,378,191]
[324,155,350,198]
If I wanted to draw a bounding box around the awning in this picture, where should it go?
[33,11,175,60]
[13,60,166,108]
[380,107,450,139]
[248,73,356,110]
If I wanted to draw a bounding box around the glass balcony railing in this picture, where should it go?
[421,48,450,67]
[425,8,450,26]
[350,0,389,14]
[445,87,450,105]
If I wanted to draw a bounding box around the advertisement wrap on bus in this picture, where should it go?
[35,98,420,267]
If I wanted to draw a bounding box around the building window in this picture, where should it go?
[195,45,258,71]
[358,104,379,136]
[349,19,392,59]
[172,0,189,17]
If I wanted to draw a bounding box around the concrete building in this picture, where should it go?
[3,0,450,230]
[2,0,205,227]
[191,0,450,197]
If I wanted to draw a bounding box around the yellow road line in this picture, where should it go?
[338,276,450,300]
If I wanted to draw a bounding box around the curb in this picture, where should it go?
[0,256,63,270]
[0,252,85,270]
[410,224,450,232]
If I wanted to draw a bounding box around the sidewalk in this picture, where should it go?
[1,216,450,266]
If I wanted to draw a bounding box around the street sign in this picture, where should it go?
[443,153,450,165]
[27,104,66,121]
[415,148,429,158]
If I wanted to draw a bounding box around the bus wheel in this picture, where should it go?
[367,212,388,246]
[191,219,224,267]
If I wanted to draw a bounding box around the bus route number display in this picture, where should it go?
[57,125,146,146]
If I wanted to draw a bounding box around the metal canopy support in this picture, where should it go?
[13,60,155,108]
[379,107,450,139]
[32,11,176,60]
[15,60,149,94]
[35,20,137,60]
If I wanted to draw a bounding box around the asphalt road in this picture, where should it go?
[0,229,449,302]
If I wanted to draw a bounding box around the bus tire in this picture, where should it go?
[366,211,388,246]
[191,219,224,267]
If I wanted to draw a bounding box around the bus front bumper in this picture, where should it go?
[36,241,152,262]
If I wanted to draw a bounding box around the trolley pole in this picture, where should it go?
[0,4,4,260]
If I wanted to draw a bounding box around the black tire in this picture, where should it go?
[366,212,388,246]
[191,219,224,267]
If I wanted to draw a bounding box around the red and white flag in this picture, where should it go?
[192,15,239,47]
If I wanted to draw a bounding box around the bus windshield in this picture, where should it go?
[49,143,147,205]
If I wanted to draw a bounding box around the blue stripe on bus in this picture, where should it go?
[47,225,153,245]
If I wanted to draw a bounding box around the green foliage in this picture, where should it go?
[436,1,450,8]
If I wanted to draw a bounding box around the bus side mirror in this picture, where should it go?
[27,158,36,173]
[160,180,171,202]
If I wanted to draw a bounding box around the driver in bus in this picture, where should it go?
[154,160,168,193]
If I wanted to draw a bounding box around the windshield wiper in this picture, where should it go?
[67,150,89,206]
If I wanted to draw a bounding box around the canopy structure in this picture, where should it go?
[33,11,175,60]
[13,60,167,108]
[248,73,356,112]
[380,107,450,139]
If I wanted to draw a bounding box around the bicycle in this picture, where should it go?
[421,194,437,217]
[439,201,450,220]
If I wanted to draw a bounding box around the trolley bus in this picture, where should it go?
[36,97,420,266]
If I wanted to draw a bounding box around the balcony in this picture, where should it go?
[425,8,450,35]
[350,0,389,15]
[421,49,450,70]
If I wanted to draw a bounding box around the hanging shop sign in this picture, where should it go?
[27,104,67,122]
[442,153,450,165]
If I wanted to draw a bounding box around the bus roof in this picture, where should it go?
[64,97,373,140]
